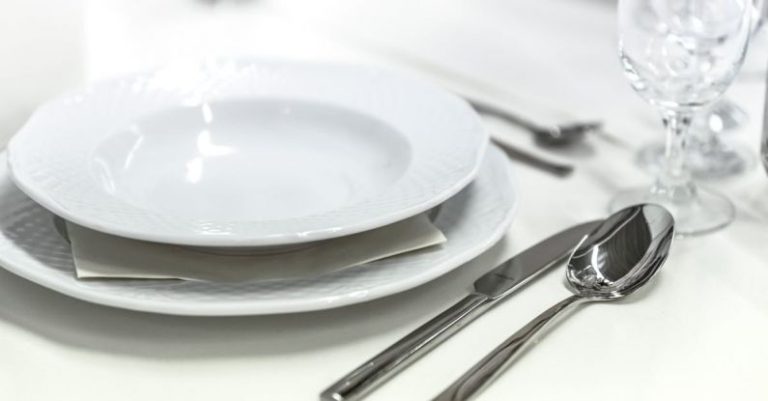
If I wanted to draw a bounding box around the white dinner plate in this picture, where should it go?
[0,146,516,315]
[8,59,487,247]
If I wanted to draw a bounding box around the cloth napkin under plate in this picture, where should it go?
[68,214,446,282]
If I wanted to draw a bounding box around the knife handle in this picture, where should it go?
[320,292,491,401]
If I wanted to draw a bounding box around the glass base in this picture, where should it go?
[608,186,735,237]
[637,141,756,180]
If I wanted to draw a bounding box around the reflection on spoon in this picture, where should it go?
[433,203,675,401]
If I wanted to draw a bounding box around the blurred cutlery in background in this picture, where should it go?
[323,37,627,150]
[470,98,598,148]
[491,138,574,177]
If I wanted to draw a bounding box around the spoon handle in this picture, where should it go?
[432,294,584,401]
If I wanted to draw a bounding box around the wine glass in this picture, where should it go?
[614,0,752,236]
[634,0,765,180]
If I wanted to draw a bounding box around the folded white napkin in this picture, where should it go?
[69,214,446,282]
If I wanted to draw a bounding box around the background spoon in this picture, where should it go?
[468,98,597,148]
[433,203,674,401]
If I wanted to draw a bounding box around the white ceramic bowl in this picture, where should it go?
[8,59,487,246]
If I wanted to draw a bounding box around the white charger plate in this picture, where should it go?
[7,59,487,247]
[0,146,516,316]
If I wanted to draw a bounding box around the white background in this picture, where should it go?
[1,0,767,400]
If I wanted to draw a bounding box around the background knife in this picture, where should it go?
[321,220,601,401]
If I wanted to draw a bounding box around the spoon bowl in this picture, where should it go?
[566,204,674,300]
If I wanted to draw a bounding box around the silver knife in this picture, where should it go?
[320,220,601,401]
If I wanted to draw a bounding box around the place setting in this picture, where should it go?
[0,0,766,399]
[0,57,526,315]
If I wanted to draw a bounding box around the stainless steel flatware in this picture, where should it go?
[491,138,574,177]
[469,98,630,150]
[327,37,624,150]
[321,220,601,401]
[433,204,674,401]
[470,98,600,148]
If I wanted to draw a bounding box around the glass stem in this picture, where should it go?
[656,110,696,201]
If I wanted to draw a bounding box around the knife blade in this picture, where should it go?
[320,220,601,401]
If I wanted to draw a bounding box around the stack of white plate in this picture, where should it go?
[0,59,518,315]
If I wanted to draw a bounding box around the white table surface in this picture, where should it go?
[1,0,768,400]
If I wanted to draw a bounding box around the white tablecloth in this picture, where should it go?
[1,0,767,400]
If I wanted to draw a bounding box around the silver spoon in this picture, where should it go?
[468,98,599,148]
[491,138,574,177]
[433,203,674,401]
